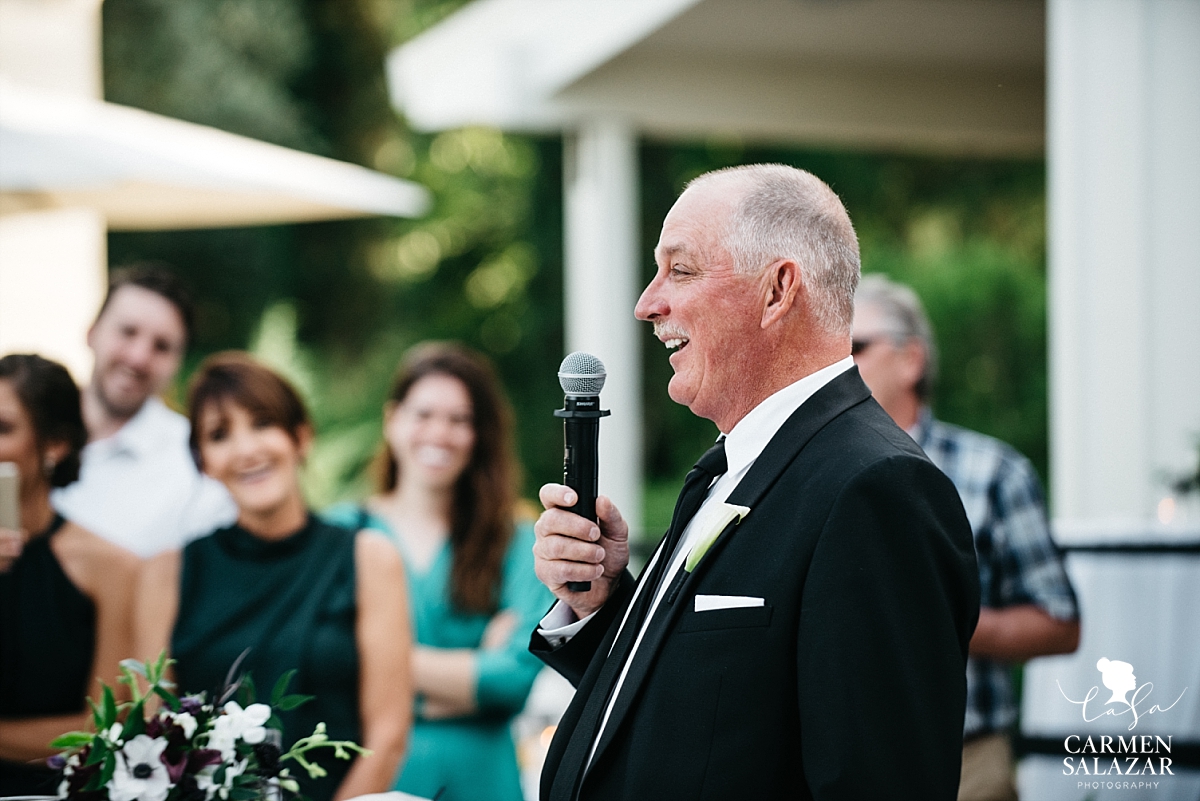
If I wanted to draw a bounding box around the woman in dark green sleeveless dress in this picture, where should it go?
[135,353,412,801]
[0,355,140,796]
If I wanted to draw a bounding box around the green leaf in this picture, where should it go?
[276,694,315,711]
[122,701,146,738]
[82,762,105,791]
[50,731,95,749]
[149,651,167,682]
[238,674,257,706]
[102,685,118,730]
[266,714,283,731]
[83,747,115,790]
[228,788,260,800]
[85,738,108,766]
[120,658,147,677]
[89,697,103,730]
[153,685,182,712]
[97,750,117,788]
[271,669,298,705]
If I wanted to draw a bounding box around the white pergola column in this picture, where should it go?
[1048,0,1200,531]
[0,207,105,380]
[0,0,104,381]
[563,118,643,537]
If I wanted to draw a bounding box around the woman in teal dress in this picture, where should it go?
[326,342,551,801]
[137,353,412,801]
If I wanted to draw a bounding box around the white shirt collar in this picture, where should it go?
[722,356,855,479]
[100,397,175,457]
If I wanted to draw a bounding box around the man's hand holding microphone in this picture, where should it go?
[533,353,629,620]
[534,486,629,620]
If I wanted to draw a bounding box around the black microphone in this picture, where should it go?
[555,352,611,592]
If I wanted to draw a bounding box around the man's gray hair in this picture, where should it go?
[688,164,861,333]
[854,273,939,401]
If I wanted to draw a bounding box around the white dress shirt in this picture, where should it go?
[538,356,855,766]
[52,397,237,557]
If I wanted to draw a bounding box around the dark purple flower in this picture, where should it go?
[179,696,205,716]
[252,742,281,776]
[162,750,188,784]
[160,744,221,786]
[63,759,100,797]
[146,716,167,739]
[186,748,223,773]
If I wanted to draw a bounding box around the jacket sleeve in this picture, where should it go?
[797,454,980,801]
[529,568,636,688]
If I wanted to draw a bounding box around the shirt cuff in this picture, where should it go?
[537,601,597,647]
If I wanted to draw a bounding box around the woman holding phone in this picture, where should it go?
[0,354,139,795]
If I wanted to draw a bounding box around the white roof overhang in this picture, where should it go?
[389,0,1045,156]
[0,80,430,230]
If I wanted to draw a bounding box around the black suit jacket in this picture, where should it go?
[531,368,980,801]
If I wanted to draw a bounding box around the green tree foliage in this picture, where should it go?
[103,0,565,505]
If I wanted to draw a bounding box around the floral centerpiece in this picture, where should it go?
[49,653,366,801]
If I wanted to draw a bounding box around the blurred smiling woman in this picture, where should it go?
[325,342,550,801]
[0,354,139,796]
[136,353,412,801]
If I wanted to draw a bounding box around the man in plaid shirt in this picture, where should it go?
[853,275,1080,801]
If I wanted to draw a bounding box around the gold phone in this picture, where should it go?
[0,462,18,529]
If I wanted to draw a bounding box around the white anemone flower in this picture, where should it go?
[207,702,272,759]
[108,734,170,801]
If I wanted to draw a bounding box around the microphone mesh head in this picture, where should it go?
[558,352,606,395]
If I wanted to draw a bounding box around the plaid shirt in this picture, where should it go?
[912,409,1079,737]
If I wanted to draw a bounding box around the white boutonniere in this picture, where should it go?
[684,503,751,572]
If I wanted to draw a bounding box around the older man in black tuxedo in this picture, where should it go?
[531,164,980,801]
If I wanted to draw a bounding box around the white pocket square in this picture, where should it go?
[694,594,765,612]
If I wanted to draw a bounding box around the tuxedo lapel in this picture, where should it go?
[727,366,872,509]
[580,368,872,783]
[544,620,621,801]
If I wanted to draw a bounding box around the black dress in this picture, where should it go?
[171,516,361,801]
[0,515,95,796]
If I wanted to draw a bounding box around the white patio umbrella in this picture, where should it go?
[0,79,429,228]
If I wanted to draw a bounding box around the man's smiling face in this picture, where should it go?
[87,285,186,421]
[634,180,766,431]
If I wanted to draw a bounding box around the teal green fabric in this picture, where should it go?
[324,503,551,801]
[172,516,359,801]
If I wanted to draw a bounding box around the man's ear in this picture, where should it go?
[761,258,802,329]
[898,339,926,388]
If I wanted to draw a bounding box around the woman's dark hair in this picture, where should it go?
[0,354,86,487]
[187,352,309,468]
[381,342,520,614]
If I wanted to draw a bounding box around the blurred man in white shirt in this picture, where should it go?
[52,264,235,557]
